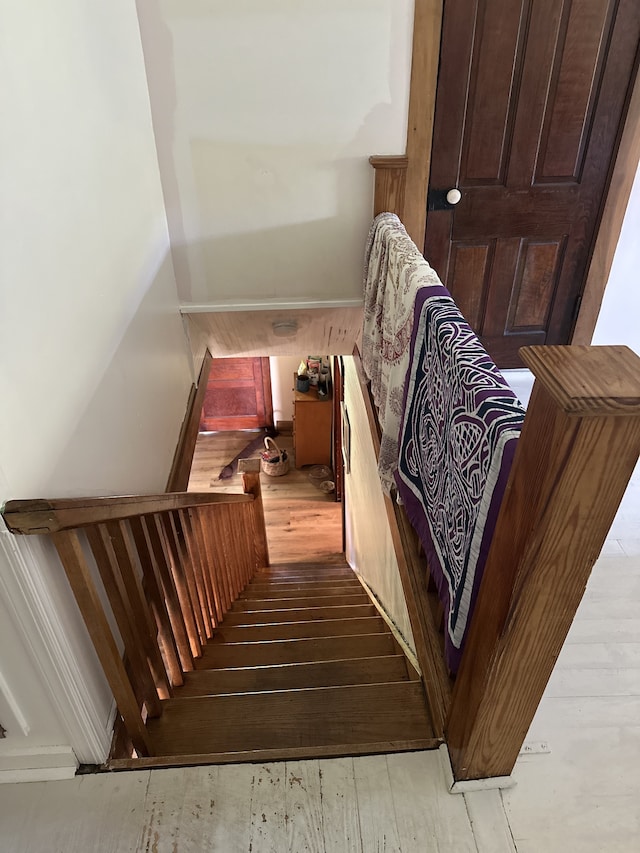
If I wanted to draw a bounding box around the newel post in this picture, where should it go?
[447,345,640,781]
[239,458,270,569]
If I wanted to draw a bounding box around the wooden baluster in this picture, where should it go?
[194,506,230,618]
[142,515,194,673]
[128,516,182,689]
[180,508,221,626]
[104,520,171,709]
[51,530,153,756]
[234,504,254,592]
[447,345,640,781]
[157,513,202,659]
[239,458,269,571]
[170,511,210,642]
[85,525,163,716]
[217,504,236,608]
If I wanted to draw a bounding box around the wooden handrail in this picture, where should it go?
[2,491,252,535]
[2,473,270,758]
[447,345,640,781]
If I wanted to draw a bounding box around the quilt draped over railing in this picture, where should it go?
[395,285,526,673]
[362,213,442,494]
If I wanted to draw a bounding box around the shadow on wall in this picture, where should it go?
[135,0,192,296]
[183,148,374,303]
[41,253,192,499]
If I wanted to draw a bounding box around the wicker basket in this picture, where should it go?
[260,436,290,477]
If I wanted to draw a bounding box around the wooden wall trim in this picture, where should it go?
[369,1,443,243]
[166,350,213,492]
[369,156,408,219]
[573,55,640,344]
[403,0,443,246]
[352,347,450,738]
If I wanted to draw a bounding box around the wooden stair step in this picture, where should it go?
[222,604,377,625]
[212,616,385,644]
[243,578,362,595]
[232,593,371,610]
[196,632,397,668]
[252,571,355,584]
[242,580,362,597]
[266,559,350,571]
[177,655,410,696]
[147,682,434,756]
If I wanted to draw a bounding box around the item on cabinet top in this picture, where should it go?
[297,360,308,376]
[296,375,310,392]
[260,436,290,477]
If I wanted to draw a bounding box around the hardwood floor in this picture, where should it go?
[189,429,343,564]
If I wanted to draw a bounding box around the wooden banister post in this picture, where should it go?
[51,530,153,757]
[447,345,640,781]
[239,458,270,569]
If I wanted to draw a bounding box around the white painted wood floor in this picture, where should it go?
[0,751,513,852]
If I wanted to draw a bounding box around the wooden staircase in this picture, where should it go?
[138,559,436,765]
[3,475,437,769]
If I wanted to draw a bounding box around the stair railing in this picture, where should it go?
[2,463,269,757]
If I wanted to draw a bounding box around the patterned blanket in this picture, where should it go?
[395,285,525,673]
[362,213,442,494]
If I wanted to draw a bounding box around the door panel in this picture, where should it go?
[425,0,640,367]
[199,357,273,432]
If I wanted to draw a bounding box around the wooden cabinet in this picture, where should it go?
[293,376,332,468]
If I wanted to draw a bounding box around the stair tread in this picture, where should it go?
[211,616,386,643]
[196,632,397,668]
[177,655,410,696]
[248,577,359,588]
[233,593,371,610]
[147,682,434,756]
[223,604,377,625]
[241,582,361,597]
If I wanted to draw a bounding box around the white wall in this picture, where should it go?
[0,1,193,776]
[136,0,413,305]
[592,163,640,355]
[343,358,416,656]
[269,356,302,422]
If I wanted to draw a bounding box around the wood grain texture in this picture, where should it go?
[177,656,409,697]
[51,530,152,756]
[403,0,444,244]
[447,346,640,780]
[195,633,397,669]
[146,682,434,756]
[85,524,164,715]
[521,345,640,416]
[222,603,376,624]
[2,490,252,534]
[210,616,385,644]
[352,754,402,852]
[369,155,408,217]
[424,0,640,367]
[240,460,270,569]
[166,349,212,491]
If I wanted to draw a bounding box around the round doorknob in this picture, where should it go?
[446,188,462,205]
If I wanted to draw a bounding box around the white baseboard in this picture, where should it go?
[439,744,516,793]
[0,746,78,785]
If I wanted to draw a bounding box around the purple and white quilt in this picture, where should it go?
[395,285,526,673]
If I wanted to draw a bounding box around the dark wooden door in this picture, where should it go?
[425,0,640,367]
[199,357,273,432]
